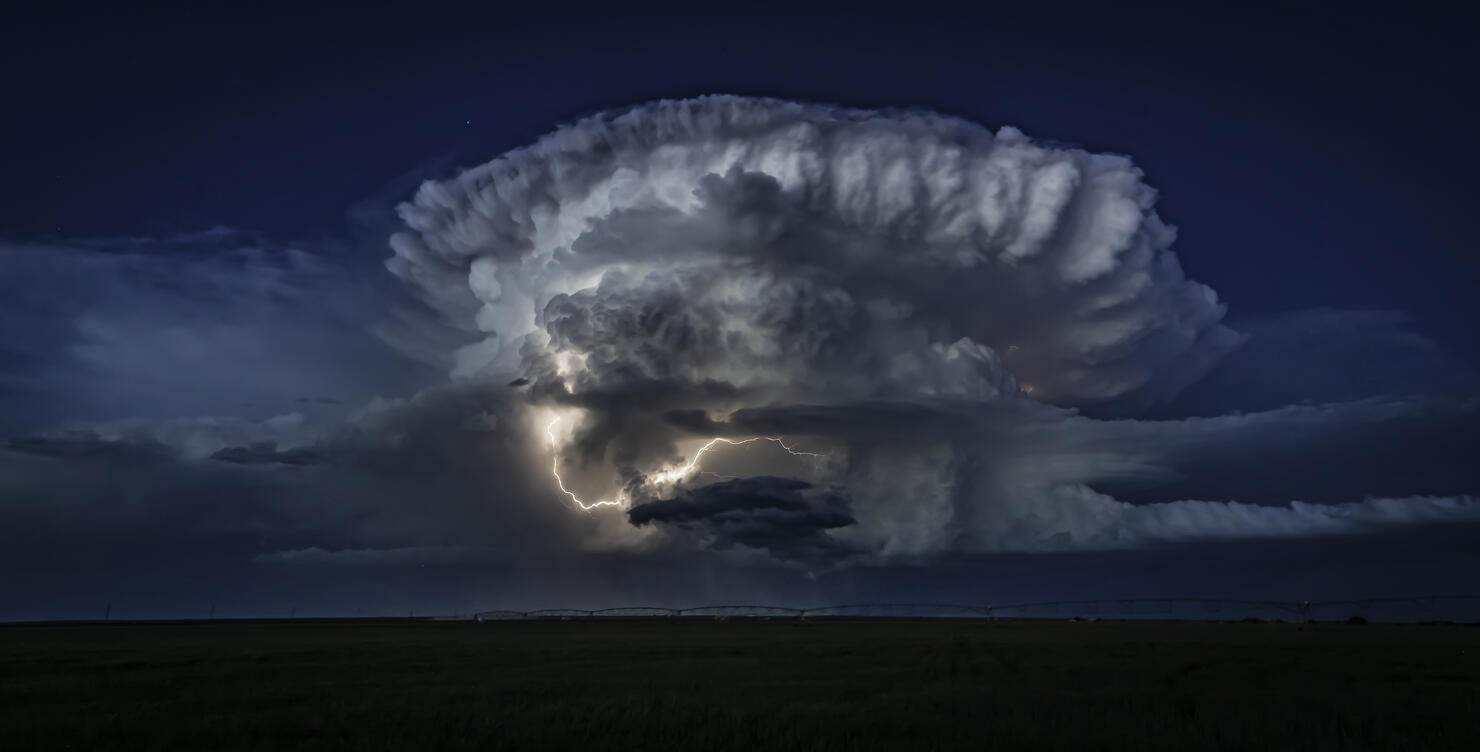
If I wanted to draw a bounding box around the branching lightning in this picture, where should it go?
[545,416,826,511]
[646,435,825,486]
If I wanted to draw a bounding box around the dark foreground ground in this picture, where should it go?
[1,619,1477,751]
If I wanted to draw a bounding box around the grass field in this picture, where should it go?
[2,619,1477,750]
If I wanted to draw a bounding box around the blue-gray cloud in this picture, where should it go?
[0,228,437,433]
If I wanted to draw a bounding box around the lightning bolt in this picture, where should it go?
[646,435,826,486]
[546,417,623,510]
[545,416,826,511]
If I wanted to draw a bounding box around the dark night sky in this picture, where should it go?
[7,6,1476,335]
[1,4,1477,619]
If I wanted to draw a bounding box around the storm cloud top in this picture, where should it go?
[389,96,1239,409]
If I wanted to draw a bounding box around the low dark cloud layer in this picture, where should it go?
[629,476,857,564]
[211,444,323,466]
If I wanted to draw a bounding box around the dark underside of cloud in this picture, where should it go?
[628,476,857,564]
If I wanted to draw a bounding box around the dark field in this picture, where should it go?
[2,619,1477,751]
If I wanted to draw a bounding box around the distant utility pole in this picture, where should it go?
[104,603,111,621]
[208,603,215,620]
[290,605,296,619]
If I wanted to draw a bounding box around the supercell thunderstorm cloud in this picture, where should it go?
[379,96,1477,564]
[3,94,1479,618]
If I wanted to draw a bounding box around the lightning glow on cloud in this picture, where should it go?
[545,416,623,510]
[545,414,826,510]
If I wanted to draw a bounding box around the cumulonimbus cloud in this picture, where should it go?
[371,95,1480,563]
[8,97,1472,575]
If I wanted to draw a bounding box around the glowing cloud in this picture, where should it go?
[545,414,826,511]
[373,96,1480,561]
